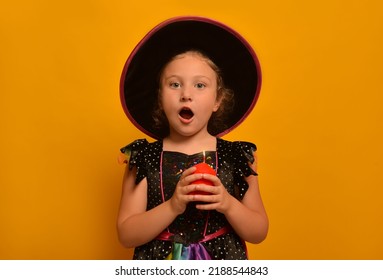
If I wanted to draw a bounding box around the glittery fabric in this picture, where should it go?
[120,138,257,260]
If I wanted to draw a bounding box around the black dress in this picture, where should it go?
[120,138,257,260]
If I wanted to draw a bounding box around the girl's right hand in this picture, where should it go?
[169,166,201,215]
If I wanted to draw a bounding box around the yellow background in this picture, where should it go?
[1,0,382,259]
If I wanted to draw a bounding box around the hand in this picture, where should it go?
[192,174,234,214]
[169,166,204,215]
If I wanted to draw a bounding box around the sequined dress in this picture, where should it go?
[120,138,257,260]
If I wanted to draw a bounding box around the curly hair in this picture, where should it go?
[152,50,234,137]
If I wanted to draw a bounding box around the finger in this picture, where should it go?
[201,174,220,185]
[183,166,197,176]
[178,167,197,185]
[191,191,218,202]
[181,174,204,187]
[182,185,199,195]
[195,202,219,211]
[194,184,217,195]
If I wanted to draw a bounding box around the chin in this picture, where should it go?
[170,127,202,138]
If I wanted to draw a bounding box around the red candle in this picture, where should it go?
[190,162,216,195]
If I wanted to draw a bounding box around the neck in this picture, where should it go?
[163,131,217,154]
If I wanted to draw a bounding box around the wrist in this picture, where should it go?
[167,197,184,216]
[221,194,239,216]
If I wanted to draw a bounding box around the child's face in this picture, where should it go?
[159,52,221,138]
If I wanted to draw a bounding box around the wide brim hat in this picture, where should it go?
[120,16,261,139]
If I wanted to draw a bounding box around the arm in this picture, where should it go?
[194,162,269,244]
[117,165,201,248]
[224,174,269,243]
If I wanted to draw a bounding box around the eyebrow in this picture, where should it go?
[162,74,212,81]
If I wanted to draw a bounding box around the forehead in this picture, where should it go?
[162,53,217,77]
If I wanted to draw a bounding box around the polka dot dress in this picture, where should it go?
[120,138,257,260]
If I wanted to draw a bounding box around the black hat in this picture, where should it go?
[120,16,261,139]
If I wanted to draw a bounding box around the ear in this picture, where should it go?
[213,92,223,112]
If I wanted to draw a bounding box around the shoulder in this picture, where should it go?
[119,139,162,166]
[119,139,162,185]
[120,138,148,153]
[120,138,162,153]
[217,138,258,175]
[217,138,257,155]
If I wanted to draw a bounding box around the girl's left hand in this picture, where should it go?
[192,174,234,214]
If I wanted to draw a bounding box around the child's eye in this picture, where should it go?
[170,82,181,88]
[195,83,206,89]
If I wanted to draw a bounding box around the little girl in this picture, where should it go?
[117,17,268,260]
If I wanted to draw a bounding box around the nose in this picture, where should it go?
[180,87,192,102]
[180,96,192,102]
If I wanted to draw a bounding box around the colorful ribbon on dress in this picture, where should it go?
[157,226,231,260]
[165,243,212,260]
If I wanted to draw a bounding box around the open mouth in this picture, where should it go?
[179,107,194,120]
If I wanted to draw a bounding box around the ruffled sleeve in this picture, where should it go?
[119,139,149,185]
[234,141,258,176]
[232,141,258,199]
